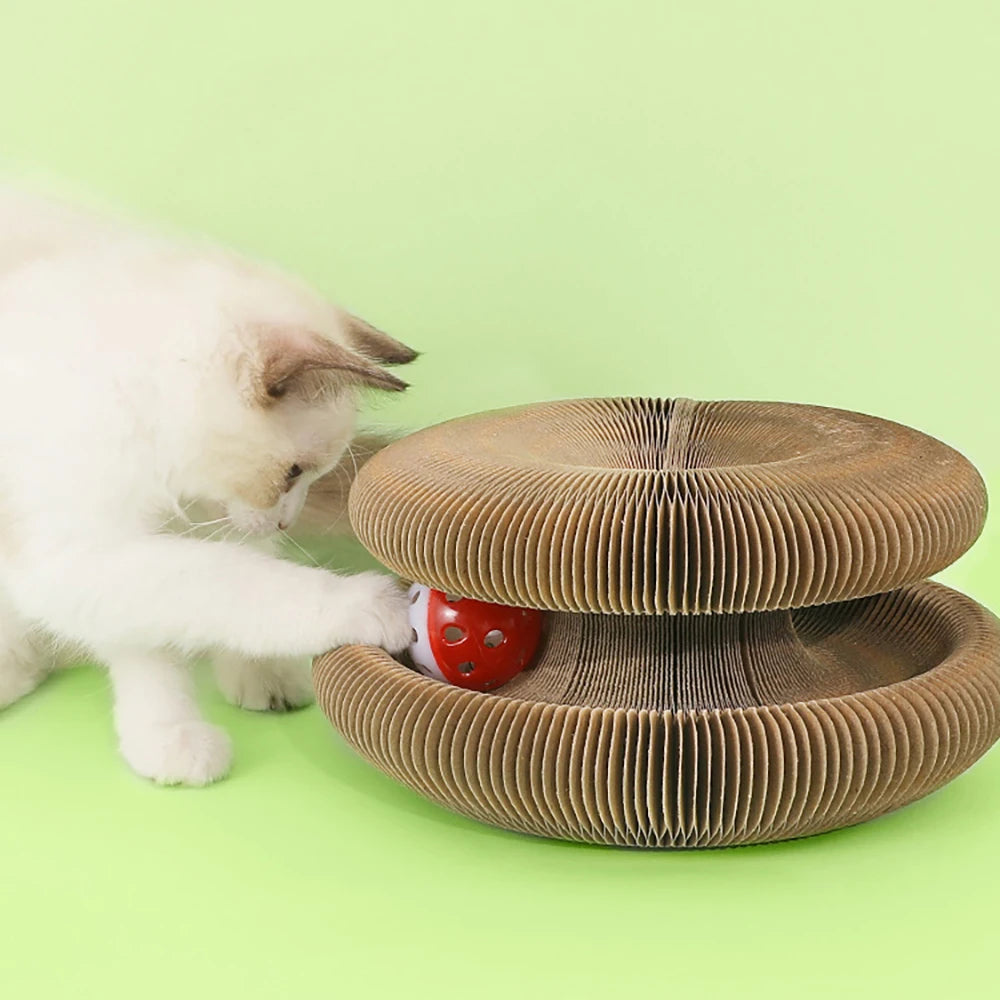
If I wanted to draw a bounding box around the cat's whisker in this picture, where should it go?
[279,529,322,569]
[159,497,202,532]
[155,504,192,534]
[349,445,361,477]
[191,517,231,530]
[175,516,232,539]
[201,520,236,544]
[321,505,350,537]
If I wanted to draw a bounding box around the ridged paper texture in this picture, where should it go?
[314,397,1000,847]
[316,583,1000,847]
[350,398,987,615]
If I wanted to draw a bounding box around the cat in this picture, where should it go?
[0,185,416,785]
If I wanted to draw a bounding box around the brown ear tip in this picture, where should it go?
[373,343,420,367]
[368,372,410,392]
[394,346,420,365]
[343,314,420,367]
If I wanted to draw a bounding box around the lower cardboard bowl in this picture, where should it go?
[313,581,1000,847]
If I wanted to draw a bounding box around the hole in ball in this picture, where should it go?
[410,628,418,643]
[444,594,463,604]
[457,661,475,674]
[443,625,466,643]
[484,629,504,648]
[409,591,420,604]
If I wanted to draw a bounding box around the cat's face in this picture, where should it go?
[184,317,416,536]
[219,388,360,536]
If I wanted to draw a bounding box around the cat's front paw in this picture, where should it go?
[214,653,314,712]
[119,721,233,786]
[330,571,412,654]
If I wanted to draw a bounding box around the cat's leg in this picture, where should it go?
[10,534,411,659]
[211,535,314,712]
[104,647,231,785]
[0,590,51,709]
[213,651,313,712]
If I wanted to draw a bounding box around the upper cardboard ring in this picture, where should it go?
[349,397,987,614]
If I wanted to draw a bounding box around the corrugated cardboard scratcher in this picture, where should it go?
[313,398,1000,847]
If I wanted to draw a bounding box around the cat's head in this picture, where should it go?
[181,307,416,536]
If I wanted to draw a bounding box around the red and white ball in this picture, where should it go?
[407,584,543,691]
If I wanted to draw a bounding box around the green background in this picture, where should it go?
[1,2,998,997]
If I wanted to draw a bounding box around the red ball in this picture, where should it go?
[407,584,543,691]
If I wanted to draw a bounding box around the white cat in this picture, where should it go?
[0,186,415,785]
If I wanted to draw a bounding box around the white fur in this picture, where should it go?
[0,187,411,784]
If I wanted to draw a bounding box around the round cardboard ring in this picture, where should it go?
[349,398,986,614]
[314,582,1000,847]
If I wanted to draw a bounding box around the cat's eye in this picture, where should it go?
[287,464,303,481]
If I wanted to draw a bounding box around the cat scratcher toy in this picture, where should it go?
[313,397,1000,847]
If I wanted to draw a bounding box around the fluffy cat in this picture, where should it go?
[0,186,415,784]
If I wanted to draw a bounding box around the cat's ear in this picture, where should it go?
[246,326,408,405]
[341,313,419,367]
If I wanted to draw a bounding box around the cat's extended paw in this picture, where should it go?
[214,653,314,712]
[119,720,233,786]
[332,571,412,654]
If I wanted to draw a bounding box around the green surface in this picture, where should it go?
[1,2,998,997]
